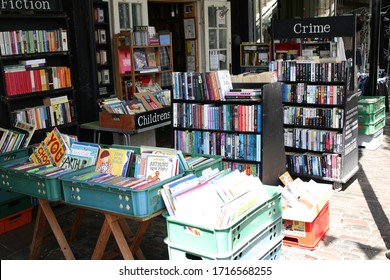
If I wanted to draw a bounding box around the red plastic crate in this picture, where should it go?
[0,207,33,234]
[282,202,329,250]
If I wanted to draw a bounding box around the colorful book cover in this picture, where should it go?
[70,142,100,164]
[95,148,133,177]
[119,49,131,74]
[144,154,178,182]
[59,154,95,170]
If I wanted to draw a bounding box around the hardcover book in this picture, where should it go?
[144,153,178,182]
[95,148,134,177]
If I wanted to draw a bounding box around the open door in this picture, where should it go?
[202,0,231,72]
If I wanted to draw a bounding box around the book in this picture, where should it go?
[58,154,95,170]
[133,49,148,70]
[95,147,133,177]
[119,49,131,74]
[144,153,178,182]
[145,48,157,67]
[126,99,147,114]
[69,142,100,164]
[134,92,163,111]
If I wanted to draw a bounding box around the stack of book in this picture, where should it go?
[0,121,36,154]
[161,169,271,228]
[224,88,262,101]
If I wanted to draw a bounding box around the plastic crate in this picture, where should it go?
[60,165,183,217]
[0,207,33,234]
[358,128,383,150]
[0,189,31,219]
[165,223,283,260]
[164,185,282,256]
[0,148,30,164]
[282,202,329,250]
[358,107,386,125]
[358,117,386,135]
[358,96,385,114]
[183,153,223,177]
[0,157,64,201]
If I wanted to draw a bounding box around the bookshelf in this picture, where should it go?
[272,15,358,190]
[171,75,286,186]
[0,12,78,145]
[301,41,337,58]
[112,30,174,100]
[273,42,300,60]
[239,42,271,73]
[90,0,115,98]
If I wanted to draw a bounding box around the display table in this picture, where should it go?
[80,121,171,145]
[30,198,162,260]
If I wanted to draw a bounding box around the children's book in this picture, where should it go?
[144,153,178,182]
[70,142,100,164]
[133,49,148,70]
[95,148,133,177]
[59,154,95,170]
[13,121,36,148]
[134,92,163,111]
[126,99,147,114]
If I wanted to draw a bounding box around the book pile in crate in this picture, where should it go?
[162,168,283,260]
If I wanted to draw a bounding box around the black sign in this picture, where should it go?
[134,107,171,129]
[272,15,355,39]
[0,0,62,12]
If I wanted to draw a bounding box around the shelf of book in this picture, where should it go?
[271,16,358,189]
[0,12,78,145]
[113,30,173,100]
[172,74,286,186]
[90,0,115,98]
[239,42,271,73]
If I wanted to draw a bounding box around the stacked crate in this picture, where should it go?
[164,185,283,260]
[357,96,386,150]
[0,190,32,234]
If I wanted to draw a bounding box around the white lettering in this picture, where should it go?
[136,112,171,128]
[0,0,51,10]
[293,22,331,34]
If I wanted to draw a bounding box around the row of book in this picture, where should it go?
[281,83,345,105]
[93,7,105,23]
[95,29,107,44]
[12,97,75,130]
[174,130,262,162]
[172,70,233,101]
[283,106,344,129]
[161,168,271,228]
[0,121,36,154]
[96,49,108,65]
[4,64,72,96]
[284,128,343,153]
[241,49,269,66]
[132,26,160,46]
[273,59,347,83]
[0,29,68,56]
[222,161,261,177]
[173,103,262,132]
[285,151,342,179]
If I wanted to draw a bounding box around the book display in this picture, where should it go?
[172,71,286,186]
[89,0,115,98]
[272,15,359,190]
[112,30,173,100]
[239,42,271,73]
[0,12,78,145]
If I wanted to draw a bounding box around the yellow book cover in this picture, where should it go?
[95,148,133,177]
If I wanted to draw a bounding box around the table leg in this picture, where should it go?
[91,218,111,260]
[119,219,145,259]
[38,199,75,260]
[69,208,85,242]
[30,204,47,259]
[105,213,134,260]
[130,219,151,256]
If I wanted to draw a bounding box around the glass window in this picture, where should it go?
[119,3,130,30]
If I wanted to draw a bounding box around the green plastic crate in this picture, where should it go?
[164,185,282,256]
[358,117,386,135]
[0,189,31,219]
[358,96,385,114]
[166,226,283,260]
[0,148,30,164]
[183,153,223,177]
[0,156,64,201]
[60,165,183,217]
[358,107,386,125]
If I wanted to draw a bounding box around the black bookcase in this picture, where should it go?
[0,12,78,144]
[272,15,359,190]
